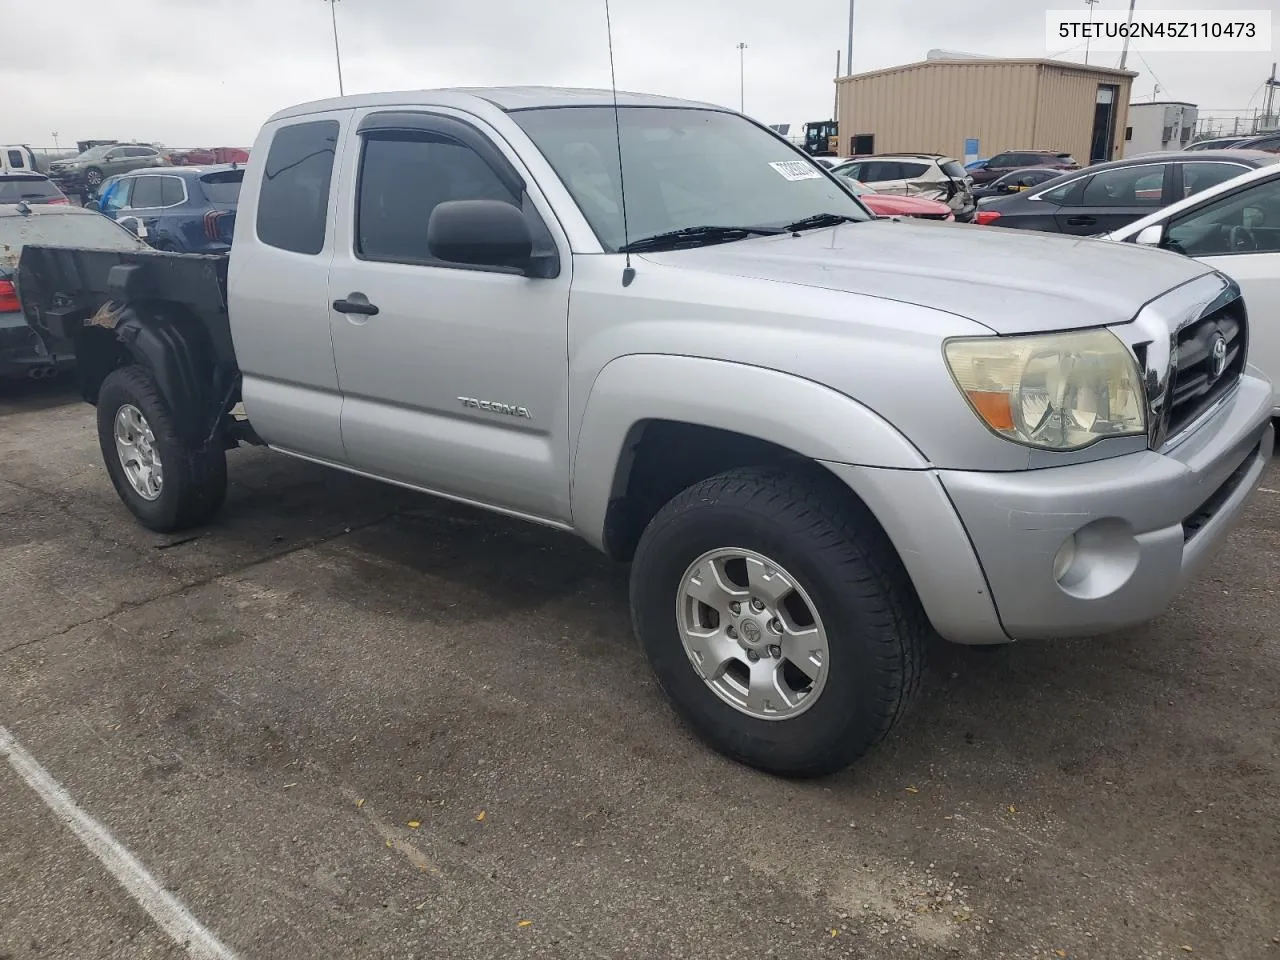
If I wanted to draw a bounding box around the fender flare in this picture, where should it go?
[570,354,930,550]
[106,303,220,443]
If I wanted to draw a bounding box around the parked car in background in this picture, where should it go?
[1,203,147,380]
[972,166,1063,202]
[813,156,854,169]
[968,149,1078,185]
[92,164,243,253]
[0,174,69,206]
[1105,162,1280,411]
[830,172,954,220]
[1232,132,1280,153]
[167,147,250,166]
[47,143,166,194]
[831,154,975,220]
[1,145,38,174]
[1184,136,1251,152]
[964,158,989,172]
[973,150,1280,234]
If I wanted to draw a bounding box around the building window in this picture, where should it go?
[1125,126,1133,141]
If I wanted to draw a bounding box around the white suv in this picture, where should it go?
[832,153,975,220]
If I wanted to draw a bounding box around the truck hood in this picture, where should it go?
[642,219,1215,334]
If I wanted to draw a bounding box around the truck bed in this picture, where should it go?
[17,246,236,368]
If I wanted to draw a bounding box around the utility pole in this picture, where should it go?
[1118,0,1138,70]
[737,42,747,113]
[50,132,59,150]
[833,50,841,120]
[845,0,855,76]
[1083,0,1100,66]
[324,0,345,96]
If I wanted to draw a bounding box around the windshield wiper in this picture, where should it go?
[784,212,862,232]
[617,225,785,254]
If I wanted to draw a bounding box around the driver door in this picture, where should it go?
[1162,173,1280,406]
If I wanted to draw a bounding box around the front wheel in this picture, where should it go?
[630,466,927,777]
[84,167,104,189]
[96,365,227,532]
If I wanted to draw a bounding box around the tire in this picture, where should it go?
[84,167,104,189]
[96,365,227,533]
[630,465,927,778]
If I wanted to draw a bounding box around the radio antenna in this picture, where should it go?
[604,0,635,286]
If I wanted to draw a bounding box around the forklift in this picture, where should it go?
[803,120,839,157]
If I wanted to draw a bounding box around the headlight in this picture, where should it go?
[944,329,1146,451]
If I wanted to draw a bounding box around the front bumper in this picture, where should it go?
[826,372,1274,643]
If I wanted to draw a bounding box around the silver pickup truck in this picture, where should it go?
[17,88,1274,776]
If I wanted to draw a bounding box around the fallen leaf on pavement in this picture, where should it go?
[1054,951,1068,958]
[830,929,840,938]
[1007,804,1017,814]
[355,798,365,809]
[476,811,487,822]
[407,820,421,829]
[905,786,920,794]
[1180,947,1193,953]
[518,920,533,928]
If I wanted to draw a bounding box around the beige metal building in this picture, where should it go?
[834,57,1137,165]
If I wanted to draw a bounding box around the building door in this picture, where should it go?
[851,134,874,155]
[1091,85,1119,162]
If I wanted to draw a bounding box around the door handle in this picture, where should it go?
[332,293,379,316]
[1065,216,1097,227]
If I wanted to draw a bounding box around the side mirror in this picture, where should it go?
[427,199,533,272]
[84,199,101,211]
[1134,224,1165,247]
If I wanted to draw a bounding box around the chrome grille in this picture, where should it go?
[1162,299,1247,442]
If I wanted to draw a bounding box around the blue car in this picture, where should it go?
[94,164,242,253]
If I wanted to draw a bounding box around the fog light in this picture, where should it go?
[1052,535,1077,583]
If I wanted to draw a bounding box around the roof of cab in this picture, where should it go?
[267,86,726,123]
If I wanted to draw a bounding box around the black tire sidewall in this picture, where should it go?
[632,498,900,776]
[96,366,224,532]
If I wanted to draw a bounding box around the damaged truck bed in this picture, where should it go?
[17,246,251,444]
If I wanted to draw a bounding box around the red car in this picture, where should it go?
[839,177,954,220]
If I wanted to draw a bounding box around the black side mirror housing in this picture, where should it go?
[427,200,534,273]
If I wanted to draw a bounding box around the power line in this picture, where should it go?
[1134,50,1169,100]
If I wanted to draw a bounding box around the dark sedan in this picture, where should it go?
[972,150,1280,235]
[92,164,243,253]
[967,149,1078,185]
[971,166,1064,201]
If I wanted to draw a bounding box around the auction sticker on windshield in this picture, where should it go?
[769,161,822,181]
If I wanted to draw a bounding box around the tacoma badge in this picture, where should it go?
[457,397,532,419]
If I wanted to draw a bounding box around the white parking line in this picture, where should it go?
[0,725,239,960]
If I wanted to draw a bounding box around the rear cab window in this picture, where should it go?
[256,120,340,255]
[939,160,967,179]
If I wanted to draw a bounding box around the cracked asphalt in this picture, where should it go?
[1,376,1278,960]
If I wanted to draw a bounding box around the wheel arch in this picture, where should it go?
[76,300,235,445]
[570,354,929,560]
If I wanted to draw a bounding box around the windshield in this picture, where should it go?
[76,146,111,161]
[0,210,145,259]
[512,106,869,251]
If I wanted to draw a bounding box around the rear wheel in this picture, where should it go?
[630,466,927,777]
[96,365,227,532]
[84,167,104,189]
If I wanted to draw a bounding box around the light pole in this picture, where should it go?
[51,132,59,150]
[846,0,855,76]
[324,0,345,96]
[737,42,747,113]
[1084,0,1100,65]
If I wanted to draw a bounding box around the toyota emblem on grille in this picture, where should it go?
[1210,334,1228,379]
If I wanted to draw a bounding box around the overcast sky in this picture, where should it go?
[6,0,1279,147]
